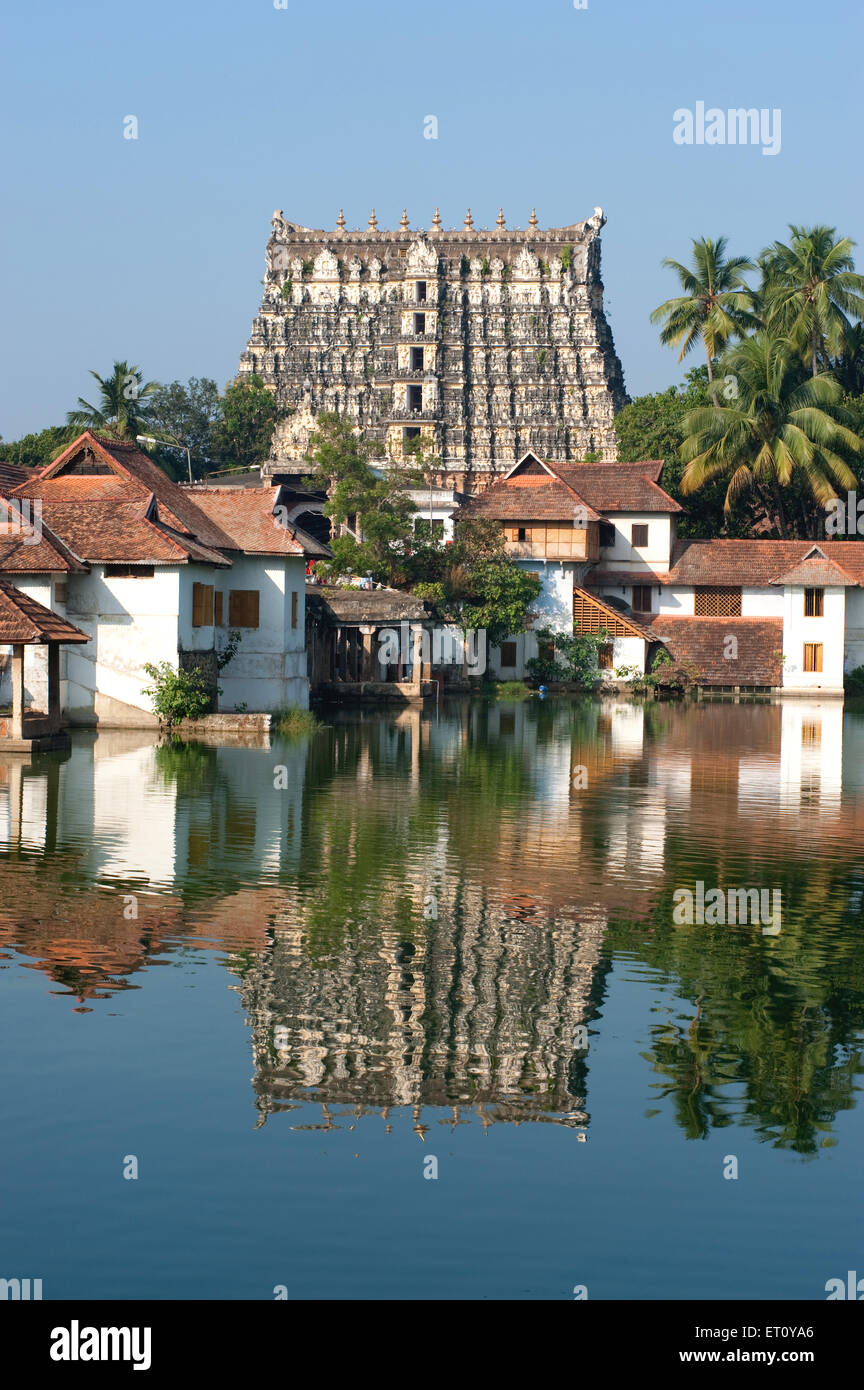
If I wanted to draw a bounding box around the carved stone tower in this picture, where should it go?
[239,207,627,491]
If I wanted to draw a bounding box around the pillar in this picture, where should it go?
[48,643,61,732]
[11,643,25,739]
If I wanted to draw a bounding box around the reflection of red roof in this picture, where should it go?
[640,614,783,685]
[0,579,90,644]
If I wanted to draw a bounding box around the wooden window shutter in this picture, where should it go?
[291,590,298,629]
[804,588,824,617]
[214,592,224,626]
[229,589,260,628]
[803,642,823,673]
[192,582,214,627]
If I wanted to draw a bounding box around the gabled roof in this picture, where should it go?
[186,488,331,558]
[12,431,235,551]
[36,501,231,567]
[0,579,90,644]
[0,497,89,574]
[0,461,36,493]
[769,545,858,587]
[465,453,680,522]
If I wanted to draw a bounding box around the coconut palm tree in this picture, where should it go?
[759,226,864,377]
[678,334,862,537]
[67,361,160,440]
[651,237,758,403]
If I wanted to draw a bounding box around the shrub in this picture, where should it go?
[142,662,215,729]
[272,707,323,736]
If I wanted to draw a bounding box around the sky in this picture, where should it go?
[1,0,862,440]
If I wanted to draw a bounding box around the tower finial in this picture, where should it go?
[496,208,505,229]
[368,208,378,230]
[336,208,346,230]
[464,207,474,230]
[431,207,442,230]
[529,207,538,229]
[400,208,409,230]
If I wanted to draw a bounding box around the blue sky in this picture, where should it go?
[2,0,862,438]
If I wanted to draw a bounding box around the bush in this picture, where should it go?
[272,707,324,736]
[142,662,215,729]
[526,626,607,685]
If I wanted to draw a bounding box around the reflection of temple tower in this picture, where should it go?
[242,879,609,1128]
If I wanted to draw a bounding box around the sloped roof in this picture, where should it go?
[465,453,680,522]
[187,488,331,558]
[769,546,858,587]
[639,614,783,686]
[37,501,230,566]
[588,539,864,589]
[573,587,655,640]
[554,462,682,513]
[0,497,89,573]
[0,461,36,492]
[308,585,431,625]
[0,579,90,644]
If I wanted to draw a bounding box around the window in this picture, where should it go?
[514,527,531,543]
[631,524,649,548]
[291,590,298,629]
[402,426,421,455]
[54,581,68,604]
[192,582,214,627]
[631,585,652,612]
[803,642,823,673]
[499,641,518,668]
[599,521,616,547]
[598,642,614,669]
[105,564,155,578]
[415,280,427,302]
[408,384,423,412]
[410,346,424,371]
[229,589,260,628]
[214,592,224,627]
[804,587,824,617]
[413,312,426,334]
[526,571,540,583]
[694,587,742,616]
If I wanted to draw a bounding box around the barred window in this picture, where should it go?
[694,587,742,616]
[804,587,824,617]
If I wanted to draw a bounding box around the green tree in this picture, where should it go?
[67,361,160,440]
[0,424,79,468]
[304,412,419,583]
[679,334,863,537]
[142,662,215,729]
[760,225,864,377]
[211,375,286,470]
[147,377,222,478]
[441,517,541,647]
[651,237,758,403]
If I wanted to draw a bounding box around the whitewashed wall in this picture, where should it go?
[209,556,308,712]
[781,586,845,693]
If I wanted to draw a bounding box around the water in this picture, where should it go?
[1,697,863,1300]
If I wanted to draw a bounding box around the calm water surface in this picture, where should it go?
[1,697,863,1300]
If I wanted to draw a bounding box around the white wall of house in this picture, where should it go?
[211,556,308,712]
[597,514,674,573]
[600,635,647,681]
[742,587,784,617]
[61,565,182,724]
[781,585,845,692]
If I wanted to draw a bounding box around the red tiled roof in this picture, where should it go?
[588,539,864,588]
[186,488,330,558]
[37,501,230,567]
[0,497,89,574]
[554,463,682,513]
[770,546,859,587]
[464,454,680,522]
[0,579,90,644]
[640,614,784,686]
[0,461,36,492]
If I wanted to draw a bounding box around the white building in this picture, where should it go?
[466,450,864,694]
[0,431,329,725]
